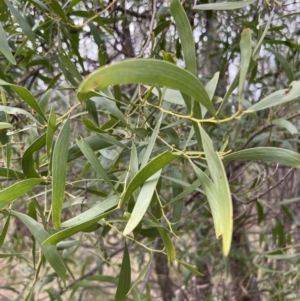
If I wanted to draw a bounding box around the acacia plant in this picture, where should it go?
[0,0,300,300]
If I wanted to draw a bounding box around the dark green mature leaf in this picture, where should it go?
[22,133,46,178]
[3,0,35,44]
[52,117,70,229]
[114,243,131,301]
[8,210,66,284]
[0,22,16,64]
[0,179,43,209]
[0,80,47,122]
[168,0,197,75]
[77,59,215,116]
[77,138,116,191]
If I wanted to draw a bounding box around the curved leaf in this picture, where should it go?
[77,59,215,116]
[193,0,257,10]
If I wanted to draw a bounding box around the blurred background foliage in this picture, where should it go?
[0,0,300,300]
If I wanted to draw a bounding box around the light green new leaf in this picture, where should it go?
[77,59,215,116]
[0,80,47,122]
[194,0,257,10]
[0,22,16,64]
[3,0,35,44]
[77,138,116,191]
[0,178,42,209]
[248,80,300,112]
[114,243,131,301]
[123,170,161,235]
[128,256,152,295]
[239,29,252,103]
[272,119,298,135]
[8,211,66,284]
[43,196,119,245]
[199,126,232,256]
[52,117,70,229]
[158,227,176,262]
[191,162,222,240]
[0,122,12,130]
[168,0,197,75]
[224,147,300,168]
[120,151,179,206]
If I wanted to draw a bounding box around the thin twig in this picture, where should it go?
[137,0,157,58]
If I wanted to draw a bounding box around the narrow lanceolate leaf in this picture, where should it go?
[3,0,35,44]
[8,211,66,284]
[248,80,300,112]
[120,151,179,206]
[77,59,215,116]
[114,243,131,301]
[0,80,47,122]
[239,29,252,103]
[43,196,119,245]
[0,179,43,209]
[46,107,56,158]
[0,122,12,129]
[168,0,197,75]
[123,170,161,236]
[199,126,232,256]
[0,22,16,64]
[77,138,116,192]
[52,117,70,229]
[272,119,298,135]
[193,0,257,10]
[224,147,300,168]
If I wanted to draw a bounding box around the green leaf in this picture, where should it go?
[77,138,116,191]
[239,29,252,103]
[120,151,179,206]
[46,107,56,158]
[77,59,215,116]
[266,47,294,82]
[8,210,66,284]
[22,133,46,178]
[0,216,10,247]
[224,147,300,168]
[248,80,300,112]
[193,0,257,10]
[0,178,42,209]
[59,48,82,83]
[0,22,16,64]
[128,256,152,294]
[123,170,161,235]
[0,80,47,122]
[168,0,197,75]
[43,195,119,245]
[272,119,298,135]
[158,228,176,262]
[3,0,35,44]
[170,169,183,231]
[177,259,203,276]
[0,0,9,22]
[114,243,131,301]
[0,122,12,129]
[52,117,70,228]
[45,0,68,23]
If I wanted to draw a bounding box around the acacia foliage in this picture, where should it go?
[0,0,300,300]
